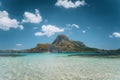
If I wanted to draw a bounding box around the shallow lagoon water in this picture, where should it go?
[0,53,120,80]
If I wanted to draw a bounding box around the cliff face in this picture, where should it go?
[52,34,69,44]
[28,34,99,53]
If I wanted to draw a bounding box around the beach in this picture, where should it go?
[0,53,120,80]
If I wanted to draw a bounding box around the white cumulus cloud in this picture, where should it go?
[22,9,42,23]
[110,32,120,38]
[0,10,24,31]
[35,25,64,37]
[55,0,86,9]
[16,44,23,47]
[66,24,80,29]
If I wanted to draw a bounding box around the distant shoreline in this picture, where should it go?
[0,53,26,57]
[0,52,120,57]
[68,52,120,58]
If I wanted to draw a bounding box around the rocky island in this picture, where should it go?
[28,34,120,53]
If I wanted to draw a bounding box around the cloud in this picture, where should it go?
[35,25,64,37]
[19,25,24,30]
[65,24,80,35]
[66,24,80,29]
[16,44,23,47]
[55,0,86,9]
[0,10,24,31]
[71,24,79,28]
[22,9,42,23]
[110,32,120,38]
[35,32,45,36]
[82,30,86,33]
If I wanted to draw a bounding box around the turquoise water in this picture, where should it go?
[0,53,120,80]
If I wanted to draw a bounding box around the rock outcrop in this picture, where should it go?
[29,34,99,53]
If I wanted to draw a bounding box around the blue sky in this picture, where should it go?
[0,0,120,50]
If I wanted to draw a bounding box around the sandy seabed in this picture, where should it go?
[0,53,120,80]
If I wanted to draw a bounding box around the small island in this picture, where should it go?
[28,34,120,53]
[1,34,120,57]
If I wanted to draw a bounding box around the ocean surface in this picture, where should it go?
[0,53,120,80]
